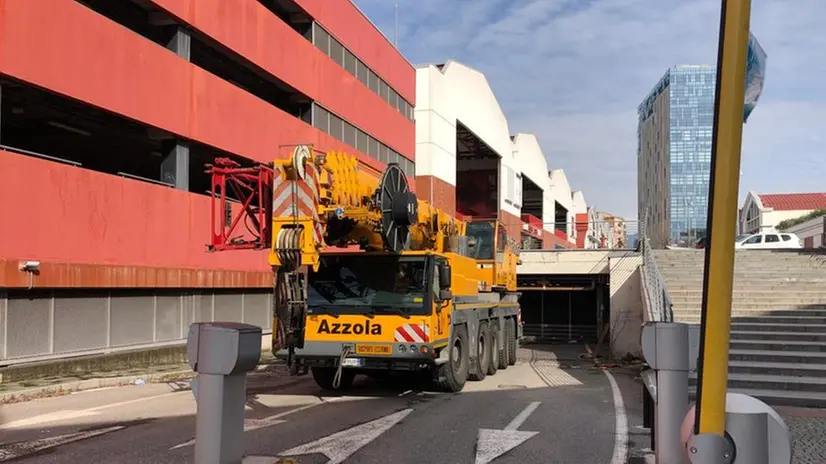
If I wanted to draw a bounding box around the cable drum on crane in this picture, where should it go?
[376,163,418,253]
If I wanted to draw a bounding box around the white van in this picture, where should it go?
[735,232,802,249]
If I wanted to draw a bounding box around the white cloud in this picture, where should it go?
[356,0,826,219]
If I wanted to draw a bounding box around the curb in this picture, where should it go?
[0,369,196,404]
[0,363,281,405]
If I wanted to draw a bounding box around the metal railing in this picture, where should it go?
[639,212,674,322]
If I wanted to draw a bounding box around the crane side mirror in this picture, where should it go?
[438,289,452,301]
[438,264,451,289]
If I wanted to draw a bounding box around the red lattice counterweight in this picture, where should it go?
[206,158,274,251]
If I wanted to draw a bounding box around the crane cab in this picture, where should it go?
[465,219,519,292]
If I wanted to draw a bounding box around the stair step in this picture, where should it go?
[731,339,826,352]
[673,308,826,325]
[728,360,826,377]
[730,348,826,364]
[666,284,826,291]
[671,289,826,296]
[688,387,826,408]
[731,330,826,342]
[728,322,826,333]
[689,372,826,393]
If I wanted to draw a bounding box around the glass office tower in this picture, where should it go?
[638,65,716,247]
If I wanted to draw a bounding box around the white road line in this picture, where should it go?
[504,401,541,431]
[602,370,628,464]
[87,391,185,412]
[398,390,413,397]
[0,391,185,430]
[0,425,125,462]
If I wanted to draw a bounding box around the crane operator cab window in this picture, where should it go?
[466,221,496,260]
[307,255,429,317]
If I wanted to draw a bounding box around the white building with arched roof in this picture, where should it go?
[414,59,588,248]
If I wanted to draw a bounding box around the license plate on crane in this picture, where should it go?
[341,358,364,368]
[355,344,392,356]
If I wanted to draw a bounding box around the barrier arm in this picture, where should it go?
[690,0,751,458]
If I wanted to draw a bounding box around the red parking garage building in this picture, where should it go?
[0,0,414,362]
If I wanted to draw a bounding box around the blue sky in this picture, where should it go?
[354,0,826,220]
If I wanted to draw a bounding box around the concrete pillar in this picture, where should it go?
[158,27,191,191]
[161,140,190,190]
[166,26,191,60]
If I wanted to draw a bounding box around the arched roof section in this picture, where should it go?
[438,60,514,161]
[744,190,765,210]
[571,190,587,215]
[549,169,574,211]
[511,133,550,190]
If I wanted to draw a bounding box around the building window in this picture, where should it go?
[310,22,413,122]
[311,103,414,178]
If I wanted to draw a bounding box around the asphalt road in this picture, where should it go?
[0,345,638,464]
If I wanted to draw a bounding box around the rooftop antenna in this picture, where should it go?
[394,3,399,48]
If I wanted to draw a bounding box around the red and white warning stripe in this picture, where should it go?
[271,164,323,244]
[394,324,430,343]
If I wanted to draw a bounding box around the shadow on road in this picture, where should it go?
[0,344,639,464]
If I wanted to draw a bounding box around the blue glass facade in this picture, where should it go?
[668,65,715,242]
[638,65,716,245]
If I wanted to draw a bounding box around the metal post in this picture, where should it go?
[641,322,691,464]
[187,322,262,464]
[540,291,545,340]
[194,373,246,463]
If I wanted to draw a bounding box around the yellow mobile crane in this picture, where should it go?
[206,145,522,391]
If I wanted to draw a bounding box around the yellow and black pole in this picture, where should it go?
[690,0,752,457]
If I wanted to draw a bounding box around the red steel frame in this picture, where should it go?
[207,158,274,251]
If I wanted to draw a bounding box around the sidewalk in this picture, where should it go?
[0,353,282,404]
[777,407,826,464]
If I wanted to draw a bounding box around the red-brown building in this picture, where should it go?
[0,0,414,362]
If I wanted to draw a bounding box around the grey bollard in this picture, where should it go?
[642,322,698,464]
[187,322,262,464]
[681,393,793,464]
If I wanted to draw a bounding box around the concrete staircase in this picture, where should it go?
[654,249,826,408]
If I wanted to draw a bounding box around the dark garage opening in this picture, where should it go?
[517,274,609,344]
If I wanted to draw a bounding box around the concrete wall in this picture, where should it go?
[0,288,272,364]
[608,252,644,358]
[518,250,612,275]
[784,215,826,248]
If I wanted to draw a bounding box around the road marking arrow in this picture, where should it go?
[475,401,541,464]
[0,425,125,462]
[278,408,413,464]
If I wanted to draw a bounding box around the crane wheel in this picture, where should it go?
[506,318,518,366]
[496,322,509,370]
[312,367,354,390]
[469,322,490,381]
[435,324,469,392]
[486,323,499,376]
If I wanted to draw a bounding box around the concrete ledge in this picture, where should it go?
[0,333,273,385]
[0,345,189,384]
[0,368,194,404]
